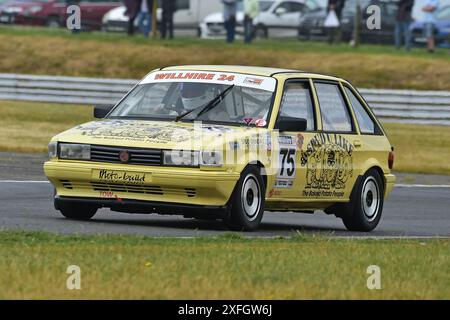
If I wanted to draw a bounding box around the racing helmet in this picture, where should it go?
[180,83,214,111]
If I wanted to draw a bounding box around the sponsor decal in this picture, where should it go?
[255,119,267,127]
[278,135,294,145]
[141,71,277,92]
[297,133,304,150]
[300,133,353,196]
[243,117,254,125]
[274,179,294,189]
[244,77,264,86]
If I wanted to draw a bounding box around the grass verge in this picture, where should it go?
[0,26,449,90]
[1,100,450,175]
[0,231,448,299]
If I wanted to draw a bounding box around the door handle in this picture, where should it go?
[353,140,362,148]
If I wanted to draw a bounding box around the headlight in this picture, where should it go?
[48,141,58,159]
[59,143,90,160]
[163,150,199,167]
[201,151,223,167]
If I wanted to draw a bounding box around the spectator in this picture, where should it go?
[162,0,176,39]
[422,0,439,53]
[222,0,238,43]
[243,0,259,44]
[395,0,414,51]
[138,0,154,38]
[326,0,346,44]
[124,0,140,36]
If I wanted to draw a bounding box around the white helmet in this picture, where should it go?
[180,83,214,111]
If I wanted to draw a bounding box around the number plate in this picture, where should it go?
[93,169,151,184]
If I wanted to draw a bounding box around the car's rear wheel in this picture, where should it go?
[59,203,98,221]
[254,25,268,39]
[342,169,384,231]
[224,166,265,231]
[46,16,61,28]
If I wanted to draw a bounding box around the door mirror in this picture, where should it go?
[94,105,114,119]
[274,7,287,15]
[275,117,307,132]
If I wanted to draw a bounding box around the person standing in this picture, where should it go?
[222,0,237,43]
[161,0,176,39]
[138,0,153,38]
[422,0,439,53]
[326,0,346,44]
[124,0,140,35]
[395,0,414,51]
[243,0,259,44]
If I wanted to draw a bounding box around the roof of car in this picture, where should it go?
[161,65,299,77]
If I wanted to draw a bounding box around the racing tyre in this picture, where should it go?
[342,169,384,232]
[254,25,268,39]
[46,17,61,28]
[59,203,98,221]
[224,166,265,231]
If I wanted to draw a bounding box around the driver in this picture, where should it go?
[180,83,215,111]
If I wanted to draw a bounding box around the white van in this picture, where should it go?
[102,0,223,35]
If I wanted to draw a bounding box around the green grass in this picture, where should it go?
[1,100,450,175]
[0,231,448,299]
[0,26,449,90]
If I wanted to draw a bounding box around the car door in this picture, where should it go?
[265,1,305,38]
[305,80,359,201]
[271,80,318,199]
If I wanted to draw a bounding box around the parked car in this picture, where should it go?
[44,65,396,232]
[102,0,223,34]
[0,0,29,24]
[1,0,121,30]
[411,5,450,48]
[298,0,398,44]
[199,0,320,39]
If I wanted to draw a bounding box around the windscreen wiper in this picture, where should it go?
[175,85,235,122]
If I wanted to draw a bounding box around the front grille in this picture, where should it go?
[60,180,197,198]
[90,145,162,166]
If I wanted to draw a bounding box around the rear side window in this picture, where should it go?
[344,87,375,134]
[279,82,315,131]
[314,83,353,132]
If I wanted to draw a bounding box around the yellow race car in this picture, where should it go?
[44,65,396,231]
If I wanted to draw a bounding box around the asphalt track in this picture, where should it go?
[0,152,449,238]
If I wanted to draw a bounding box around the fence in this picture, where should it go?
[1,73,449,126]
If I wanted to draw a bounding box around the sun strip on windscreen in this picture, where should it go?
[140,71,277,92]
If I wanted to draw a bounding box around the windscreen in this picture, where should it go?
[108,71,277,127]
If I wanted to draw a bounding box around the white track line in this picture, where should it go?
[0,180,49,183]
[0,181,449,188]
[395,184,450,188]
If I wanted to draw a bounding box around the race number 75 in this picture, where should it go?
[278,148,296,178]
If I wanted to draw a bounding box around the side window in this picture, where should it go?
[275,2,291,12]
[279,82,315,131]
[344,87,375,134]
[176,0,190,10]
[290,2,305,12]
[314,82,353,132]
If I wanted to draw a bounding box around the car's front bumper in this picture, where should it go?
[44,160,240,208]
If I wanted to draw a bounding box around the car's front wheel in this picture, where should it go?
[59,203,98,221]
[342,169,384,231]
[224,166,265,231]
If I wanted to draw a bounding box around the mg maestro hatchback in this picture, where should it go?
[44,65,396,231]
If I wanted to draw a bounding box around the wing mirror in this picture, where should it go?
[275,117,307,132]
[94,104,114,119]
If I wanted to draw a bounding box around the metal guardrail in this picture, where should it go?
[1,73,449,126]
